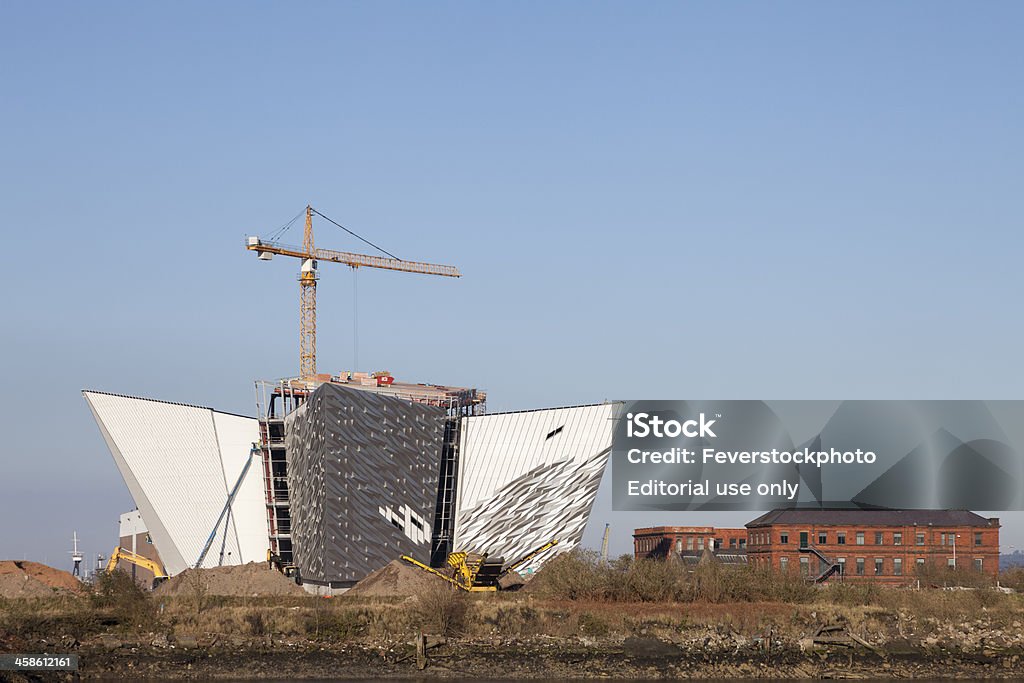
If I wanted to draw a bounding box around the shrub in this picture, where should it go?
[528,549,611,601]
[914,564,994,589]
[415,583,468,636]
[244,610,268,636]
[91,570,156,628]
[999,567,1024,592]
[621,558,686,602]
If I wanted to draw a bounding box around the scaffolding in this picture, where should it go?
[254,374,486,570]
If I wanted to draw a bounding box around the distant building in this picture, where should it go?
[634,526,748,563]
[117,510,164,585]
[746,509,1000,583]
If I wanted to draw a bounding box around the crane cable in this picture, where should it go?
[265,207,305,243]
[263,205,402,374]
[352,267,359,372]
[311,207,403,261]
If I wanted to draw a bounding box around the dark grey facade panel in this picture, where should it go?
[285,383,445,584]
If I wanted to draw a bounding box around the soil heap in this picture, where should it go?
[154,562,306,597]
[0,560,83,598]
[346,559,448,597]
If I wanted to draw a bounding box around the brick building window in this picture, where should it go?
[780,557,788,572]
[819,532,827,544]
[893,532,902,545]
[941,533,947,545]
[697,537,705,551]
[916,533,925,545]
[837,532,846,545]
[837,557,846,574]
[948,558,956,568]
[729,538,736,549]
[856,558,865,575]
[874,558,884,575]
[799,556,809,576]
[974,558,983,572]
[893,558,903,576]
[875,532,883,544]
[687,537,694,551]
[974,532,982,546]
[916,558,925,568]
[780,533,789,544]
[856,532,865,545]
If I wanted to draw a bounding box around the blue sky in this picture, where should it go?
[2,2,1023,567]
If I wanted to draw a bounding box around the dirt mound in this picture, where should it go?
[347,559,448,597]
[0,561,83,598]
[498,570,526,591]
[155,562,306,597]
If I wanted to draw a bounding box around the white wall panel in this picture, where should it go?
[453,403,618,571]
[212,411,267,566]
[84,391,266,575]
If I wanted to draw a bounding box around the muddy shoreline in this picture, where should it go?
[6,636,1022,681]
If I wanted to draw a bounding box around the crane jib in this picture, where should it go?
[246,241,461,277]
[246,209,462,379]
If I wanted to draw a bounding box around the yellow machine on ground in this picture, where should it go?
[402,539,558,592]
[106,547,169,589]
[267,549,301,584]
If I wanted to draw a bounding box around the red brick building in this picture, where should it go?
[745,509,1000,583]
[634,526,748,559]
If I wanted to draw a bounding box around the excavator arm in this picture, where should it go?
[107,546,169,588]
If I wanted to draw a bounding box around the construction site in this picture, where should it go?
[80,205,619,597]
[0,206,1018,679]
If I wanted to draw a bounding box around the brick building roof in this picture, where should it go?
[746,509,998,528]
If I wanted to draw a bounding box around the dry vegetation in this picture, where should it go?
[1,551,1021,652]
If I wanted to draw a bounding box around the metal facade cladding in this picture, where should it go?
[453,403,618,572]
[284,382,445,584]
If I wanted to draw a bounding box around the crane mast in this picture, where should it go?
[247,205,461,379]
[299,206,318,379]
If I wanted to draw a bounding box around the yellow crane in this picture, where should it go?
[247,206,461,378]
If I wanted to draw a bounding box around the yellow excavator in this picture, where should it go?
[106,547,169,589]
[402,539,558,592]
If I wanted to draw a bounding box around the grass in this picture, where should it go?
[1,555,1021,648]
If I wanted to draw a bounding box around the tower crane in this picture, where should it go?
[247,206,461,378]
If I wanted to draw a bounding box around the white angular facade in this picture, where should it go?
[453,403,618,571]
[84,391,267,575]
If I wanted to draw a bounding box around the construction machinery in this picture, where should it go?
[246,206,461,379]
[267,549,300,583]
[106,547,169,589]
[402,539,558,592]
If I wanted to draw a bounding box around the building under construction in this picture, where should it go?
[85,205,618,587]
[85,374,618,588]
